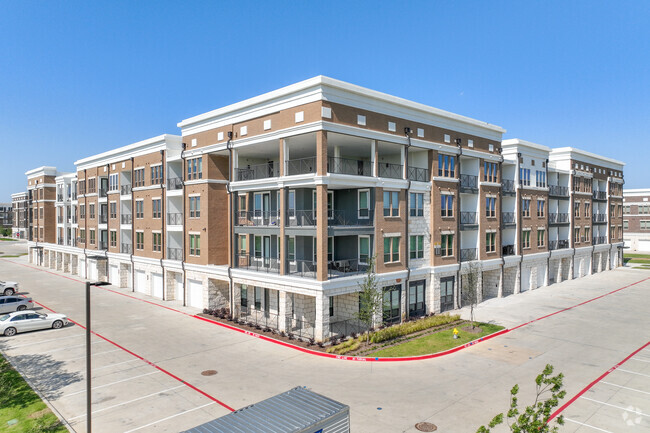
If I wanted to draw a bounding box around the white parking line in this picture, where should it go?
[41,340,104,354]
[2,332,83,349]
[618,368,650,379]
[631,357,650,363]
[581,396,650,418]
[601,381,650,396]
[63,371,161,397]
[564,418,613,432]
[92,359,139,372]
[67,348,121,361]
[122,402,217,433]
[68,385,185,420]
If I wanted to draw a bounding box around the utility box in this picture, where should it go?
[182,386,349,433]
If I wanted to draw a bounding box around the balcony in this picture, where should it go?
[98,241,108,250]
[99,188,107,198]
[235,254,280,274]
[236,163,279,181]
[120,184,131,195]
[502,179,515,194]
[408,166,430,182]
[549,213,569,224]
[592,191,607,201]
[593,214,607,224]
[502,212,516,225]
[549,239,570,250]
[99,214,108,224]
[57,194,63,202]
[378,162,403,179]
[549,185,570,197]
[167,247,183,261]
[121,243,132,254]
[287,210,316,227]
[460,212,478,229]
[327,157,371,176]
[167,212,183,225]
[287,260,318,278]
[287,157,316,176]
[460,248,478,262]
[236,211,279,227]
[502,244,515,256]
[327,259,368,278]
[167,177,183,190]
[57,216,63,224]
[330,210,374,226]
[121,214,132,224]
[460,174,478,192]
[593,236,606,245]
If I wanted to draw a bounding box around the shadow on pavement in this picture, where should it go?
[10,353,83,400]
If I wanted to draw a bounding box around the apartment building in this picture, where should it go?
[20,76,625,341]
[11,192,29,238]
[622,189,650,251]
[0,202,12,232]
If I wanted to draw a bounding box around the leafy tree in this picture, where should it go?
[356,255,384,344]
[477,364,566,433]
[461,261,481,328]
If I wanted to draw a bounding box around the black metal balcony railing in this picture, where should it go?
[287,209,316,227]
[167,212,183,225]
[121,243,132,254]
[99,188,107,198]
[549,239,570,251]
[167,177,183,190]
[57,194,63,202]
[549,213,569,224]
[502,244,515,256]
[327,156,371,176]
[379,162,403,179]
[593,236,606,245]
[287,157,317,176]
[460,174,478,190]
[120,184,131,195]
[549,185,570,197]
[287,260,318,278]
[329,210,374,226]
[502,179,515,193]
[235,254,280,274]
[236,211,279,227]
[167,247,183,261]
[121,214,132,224]
[408,166,430,182]
[98,241,108,250]
[592,214,607,223]
[99,214,108,224]
[236,163,280,181]
[460,212,478,225]
[593,191,607,201]
[328,258,368,277]
[502,212,516,224]
[460,248,478,262]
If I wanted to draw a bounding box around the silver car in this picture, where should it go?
[0,296,33,313]
[0,281,19,296]
[0,311,69,337]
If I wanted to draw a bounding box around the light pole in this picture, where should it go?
[86,281,92,433]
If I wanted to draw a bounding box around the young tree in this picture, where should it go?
[356,255,384,344]
[477,364,566,433]
[461,261,481,328]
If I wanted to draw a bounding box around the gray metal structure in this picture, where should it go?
[182,386,349,433]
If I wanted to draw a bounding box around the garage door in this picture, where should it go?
[520,267,531,292]
[109,265,119,286]
[151,273,163,299]
[537,265,546,288]
[624,239,631,249]
[88,260,98,282]
[638,240,650,252]
[135,270,147,294]
[187,279,203,309]
[175,273,184,301]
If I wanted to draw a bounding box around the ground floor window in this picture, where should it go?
[383,285,401,324]
[408,280,426,317]
[241,285,248,308]
[440,277,455,312]
[254,287,262,310]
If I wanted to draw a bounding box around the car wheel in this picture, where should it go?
[52,320,63,329]
[3,288,14,296]
[4,327,17,337]
[17,305,26,311]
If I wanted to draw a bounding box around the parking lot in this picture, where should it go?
[1,243,650,432]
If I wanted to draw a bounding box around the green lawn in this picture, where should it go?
[0,253,28,258]
[0,355,65,432]
[0,238,18,241]
[369,323,504,358]
[624,253,650,259]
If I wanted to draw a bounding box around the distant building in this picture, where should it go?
[11,193,28,238]
[0,202,12,233]
[623,188,650,251]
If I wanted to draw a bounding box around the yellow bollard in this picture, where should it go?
[453,328,459,339]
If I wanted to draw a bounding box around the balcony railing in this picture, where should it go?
[121,214,132,224]
[592,191,607,201]
[99,214,108,224]
[57,194,63,202]
[328,258,368,277]
[236,211,279,227]
[592,214,607,223]
[329,210,374,226]
[121,243,132,254]
[167,212,183,225]
[549,239,570,251]
[593,236,606,245]
[287,210,316,226]
[236,163,280,181]
[549,213,569,224]
[460,248,478,262]
[287,260,318,278]
[460,174,478,190]
[502,179,515,193]
[378,162,403,179]
[98,241,108,250]
[548,185,569,197]
[99,188,107,198]
[167,247,183,261]
[502,212,516,224]
[120,184,131,195]
[235,254,280,274]
[287,157,317,176]
[167,177,183,190]
[327,156,371,176]
[502,244,515,256]
[408,166,430,182]
[460,212,477,225]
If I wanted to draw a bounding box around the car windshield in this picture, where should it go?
[0,315,9,321]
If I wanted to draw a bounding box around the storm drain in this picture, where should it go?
[415,422,437,432]
[201,370,218,376]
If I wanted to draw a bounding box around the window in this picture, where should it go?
[79,229,86,243]
[641,220,650,230]
[288,237,295,262]
[584,202,591,217]
[441,194,453,217]
[522,199,530,217]
[239,235,247,255]
[189,234,201,256]
[254,287,262,311]
[535,170,547,187]
[519,168,531,186]
[522,230,531,249]
[151,165,163,185]
[623,220,628,230]
[80,204,86,218]
[574,228,580,243]
[189,196,201,218]
[90,229,96,245]
[486,197,496,218]
[136,200,144,219]
[440,277,455,312]
[537,200,545,218]
[438,154,455,178]
[152,199,161,218]
[410,235,424,259]
[410,193,423,217]
[358,190,369,218]
[359,236,370,264]
[153,232,161,252]
[383,191,399,217]
[255,236,262,258]
[187,157,203,180]
[108,173,118,191]
[239,195,247,212]
[623,205,630,214]
[383,285,401,324]
[136,232,144,250]
[134,168,145,187]
[78,180,86,195]
[485,232,496,253]
[584,226,591,240]
[441,234,453,257]
[110,202,117,219]
[537,229,545,248]
[329,296,334,317]
[574,201,580,217]
[484,162,498,182]
[88,178,96,193]
[383,237,400,263]
[241,286,248,308]
[408,280,426,317]
[89,204,95,219]
[110,230,117,247]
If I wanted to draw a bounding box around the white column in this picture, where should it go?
[370,140,377,177]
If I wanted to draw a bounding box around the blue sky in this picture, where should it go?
[1,1,649,199]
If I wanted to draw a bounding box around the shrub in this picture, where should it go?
[326,337,361,354]
[287,333,295,340]
[370,314,461,344]
[308,338,315,346]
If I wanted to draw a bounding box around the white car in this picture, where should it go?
[0,311,69,336]
[0,296,33,313]
[0,281,19,296]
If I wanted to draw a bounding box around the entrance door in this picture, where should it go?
[382,285,401,324]
[135,270,147,294]
[440,277,455,312]
[151,273,163,299]
[408,280,426,317]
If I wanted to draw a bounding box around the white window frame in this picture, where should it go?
[358,235,370,265]
[358,189,370,219]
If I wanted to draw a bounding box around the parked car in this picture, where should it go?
[0,311,68,337]
[0,296,33,313]
[0,281,19,296]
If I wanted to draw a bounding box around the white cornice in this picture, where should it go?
[550,147,625,169]
[25,166,59,178]
[74,134,182,169]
